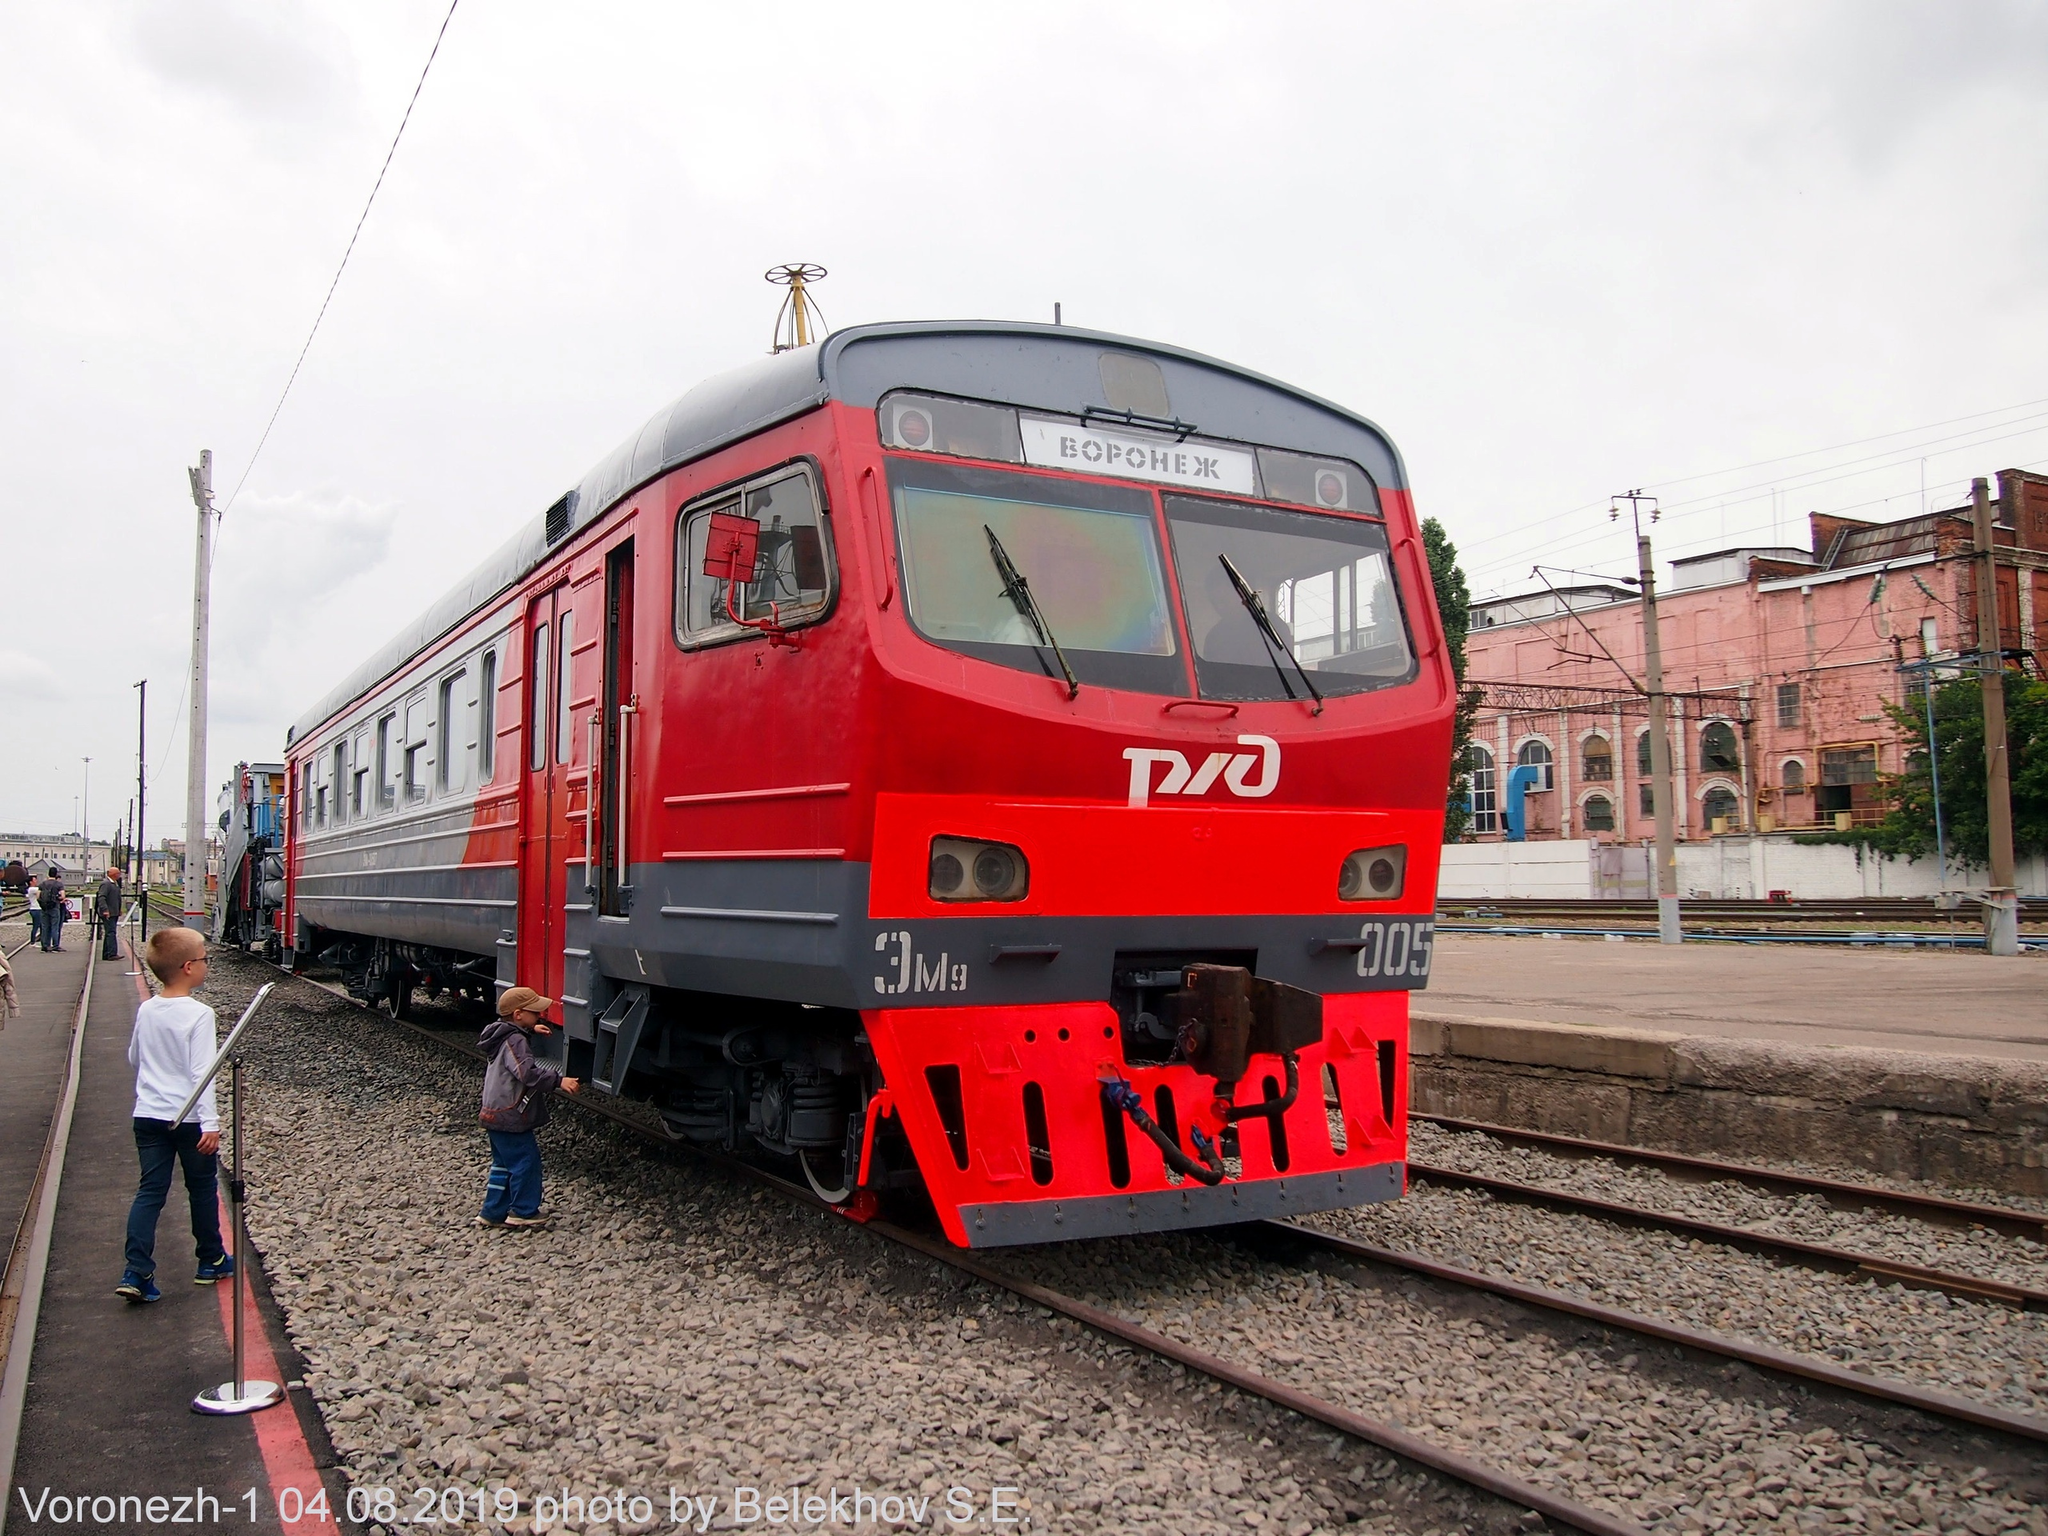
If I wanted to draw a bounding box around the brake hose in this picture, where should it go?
[1101,1080,1227,1186]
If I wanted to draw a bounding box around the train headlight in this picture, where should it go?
[1338,845,1406,901]
[930,836,1029,901]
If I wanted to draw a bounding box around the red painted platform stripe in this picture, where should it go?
[210,1207,334,1529]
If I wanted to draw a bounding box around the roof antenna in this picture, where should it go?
[767,263,828,353]
[1054,302,1062,326]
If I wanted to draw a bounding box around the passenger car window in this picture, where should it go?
[675,466,833,645]
[477,648,497,783]
[404,697,429,800]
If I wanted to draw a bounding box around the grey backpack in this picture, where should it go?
[479,1039,538,1132]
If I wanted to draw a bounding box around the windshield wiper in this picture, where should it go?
[1218,554,1323,715]
[985,526,1080,699]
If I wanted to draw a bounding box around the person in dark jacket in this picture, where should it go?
[475,987,579,1228]
[38,872,66,952]
[96,868,124,961]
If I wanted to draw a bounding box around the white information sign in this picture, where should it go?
[1019,416,1257,495]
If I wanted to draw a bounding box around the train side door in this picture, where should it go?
[597,538,636,914]
[518,585,573,1009]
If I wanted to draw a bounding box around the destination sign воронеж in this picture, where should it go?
[1018,416,1257,495]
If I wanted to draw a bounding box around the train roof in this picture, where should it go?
[289,321,1406,744]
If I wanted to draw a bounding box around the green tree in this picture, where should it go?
[1422,516,1485,841]
[1857,672,2048,864]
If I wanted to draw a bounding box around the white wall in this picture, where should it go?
[1438,840,1594,900]
[1435,837,2048,901]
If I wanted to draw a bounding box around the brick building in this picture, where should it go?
[1461,467,2048,844]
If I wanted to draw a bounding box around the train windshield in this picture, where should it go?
[890,459,1187,694]
[884,457,1414,700]
[1166,495,1414,701]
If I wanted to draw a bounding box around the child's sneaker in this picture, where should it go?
[115,1273,161,1304]
[194,1254,234,1284]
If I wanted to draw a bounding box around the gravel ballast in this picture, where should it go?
[1000,1230,2048,1535]
[207,957,1525,1535]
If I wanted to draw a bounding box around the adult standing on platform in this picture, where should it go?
[96,867,124,961]
[23,874,42,949]
[38,869,66,952]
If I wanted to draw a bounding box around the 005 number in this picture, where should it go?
[1354,920,1432,980]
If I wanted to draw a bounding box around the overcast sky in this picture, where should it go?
[4,2,2046,842]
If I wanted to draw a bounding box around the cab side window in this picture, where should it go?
[674,465,833,646]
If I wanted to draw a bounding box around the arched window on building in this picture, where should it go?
[1700,721,1740,773]
[1703,784,1739,831]
[1467,744,1497,834]
[1781,758,1805,790]
[1581,735,1613,782]
[1582,793,1615,832]
[1515,739,1553,791]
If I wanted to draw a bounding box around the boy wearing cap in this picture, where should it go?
[476,986,580,1228]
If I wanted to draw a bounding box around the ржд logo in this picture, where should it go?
[1122,735,1280,808]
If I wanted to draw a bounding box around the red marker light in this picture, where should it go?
[898,409,932,448]
[1316,471,1345,506]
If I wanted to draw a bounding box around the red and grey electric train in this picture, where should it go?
[276,322,1454,1247]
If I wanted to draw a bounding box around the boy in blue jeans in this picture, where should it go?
[116,928,231,1302]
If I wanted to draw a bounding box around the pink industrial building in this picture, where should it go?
[1462,468,2048,844]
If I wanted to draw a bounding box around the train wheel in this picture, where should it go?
[799,1149,852,1204]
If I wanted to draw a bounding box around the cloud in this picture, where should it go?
[120,0,356,128]
[0,650,65,706]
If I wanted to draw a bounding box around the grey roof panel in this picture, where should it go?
[821,322,1406,490]
[289,322,1398,744]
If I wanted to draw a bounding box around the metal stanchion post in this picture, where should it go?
[170,983,281,1415]
[123,903,144,978]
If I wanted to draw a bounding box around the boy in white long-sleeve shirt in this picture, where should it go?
[117,927,231,1303]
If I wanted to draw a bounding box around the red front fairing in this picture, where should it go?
[866,994,1408,1246]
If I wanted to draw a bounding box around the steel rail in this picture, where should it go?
[1438,897,2039,920]
[1262,1222,2048,1446]
[276,970,1644,1536]
[1407,1163,2048,1311]
[1417,1115,2048,1241]
[1431,923,2047,950]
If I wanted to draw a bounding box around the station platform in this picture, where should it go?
[0,937,345,1536]
[1425,931,2048,1061]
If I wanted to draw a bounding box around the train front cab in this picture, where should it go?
[820,366,1450,1248]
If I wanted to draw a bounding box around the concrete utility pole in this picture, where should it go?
[184,450,215,932]
[1970,477,2019,955]
[136,677,148,942]
[1617,490,1681,944]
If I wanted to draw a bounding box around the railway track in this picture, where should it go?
[244,954,2046,1535]
[1438,898,2041,923]
[1403,1162,2048,1312]
[1416,1115,2048,1242]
